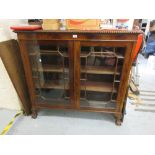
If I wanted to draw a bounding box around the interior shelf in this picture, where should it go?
[81,81,117,93]
[36,81,69,89]
[81,66,120,75]
[29,50,68,57]
[32,65,120,75]
[35,80,116,93]
[32,65,68,73]
[29,50,124,59]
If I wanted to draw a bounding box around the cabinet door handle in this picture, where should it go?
[72,34,78,38]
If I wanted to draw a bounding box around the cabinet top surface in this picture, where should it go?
[14,29,143,34]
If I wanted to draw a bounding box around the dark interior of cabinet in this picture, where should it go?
[27,40,126,108]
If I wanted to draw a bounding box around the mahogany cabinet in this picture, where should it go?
[15,30,141,125]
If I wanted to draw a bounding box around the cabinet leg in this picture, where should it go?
[115,118,122,126]
[31,110,38,119]
[114,114,122,126]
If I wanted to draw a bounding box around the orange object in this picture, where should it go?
[66,19,100,30]
[133,34,143,61]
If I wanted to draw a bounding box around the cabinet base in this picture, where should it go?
[31,108,123,125]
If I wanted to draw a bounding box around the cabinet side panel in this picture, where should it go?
[18,39,36,110]
[0,40,31,114]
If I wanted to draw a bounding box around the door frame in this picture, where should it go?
[74,40,135,113]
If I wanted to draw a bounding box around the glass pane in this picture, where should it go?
[27,40,70,105]
[80,46,126,109]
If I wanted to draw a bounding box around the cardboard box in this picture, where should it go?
[66,19,100,30]
[42,19,60,30]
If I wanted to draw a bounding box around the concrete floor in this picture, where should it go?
[0,109,18,133]
[1,54,155,135]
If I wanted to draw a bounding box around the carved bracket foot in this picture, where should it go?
[31,110,38,119]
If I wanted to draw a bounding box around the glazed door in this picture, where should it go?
[23,40,74,107]
[79,41,126,109]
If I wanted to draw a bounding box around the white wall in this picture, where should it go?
[0,59,22,110]
[0,19,27,110]
[0,19,27,41]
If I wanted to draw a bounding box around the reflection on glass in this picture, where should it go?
[80,46,125,109]
[27,41,70,105]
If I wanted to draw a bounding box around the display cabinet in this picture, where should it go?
[15,30,141,125]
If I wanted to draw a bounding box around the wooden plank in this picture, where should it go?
[81,66,120,75]
[32,65,65,72]
[32,65,120,75]
[35,81,69,89]
[129,80,139,95]
[35,80,116,93]
[0,39,31,114]
[135,109,155,113]
[18,39,36,112]
[81,81,116,92]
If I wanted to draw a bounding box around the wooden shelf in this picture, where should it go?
[41,50,68,57]
[32,65,120,75]
[81,66,120,75]
[29,50,124,59]
[29,50,68,57]
[36,81,69,89]
[32,65,69,73]
[81,81,116,93]
[35,80,116,93]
